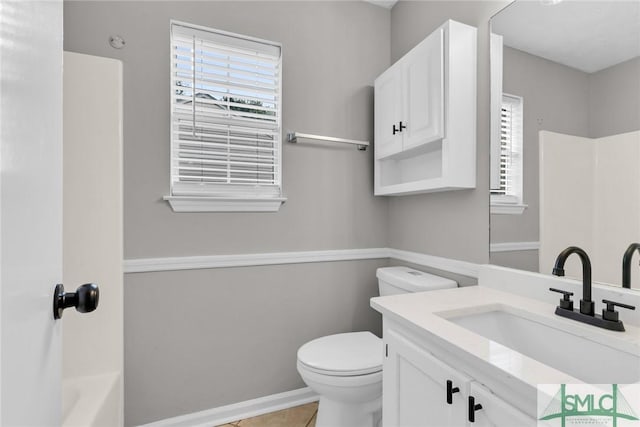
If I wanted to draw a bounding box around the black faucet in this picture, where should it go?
[549,246,635,332]
[552,246,594,316]
[622,243,640,289]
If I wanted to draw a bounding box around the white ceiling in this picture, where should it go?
[491,0,640,73]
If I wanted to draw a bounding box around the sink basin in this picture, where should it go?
[445,309,640,384]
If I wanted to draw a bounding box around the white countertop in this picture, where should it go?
[371,286,640,388]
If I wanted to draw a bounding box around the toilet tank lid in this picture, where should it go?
[376,266,457,292]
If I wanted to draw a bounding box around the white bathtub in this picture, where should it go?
[63,372,122,427]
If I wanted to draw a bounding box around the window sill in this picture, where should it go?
[164,196,287,213]
[490,203,528,215]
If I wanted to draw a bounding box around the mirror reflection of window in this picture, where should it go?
[491,94,524,211]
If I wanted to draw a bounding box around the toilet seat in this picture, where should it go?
[297,332,382,377]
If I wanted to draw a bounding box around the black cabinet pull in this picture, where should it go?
[468,396,483,422]
[392,122,407,135]
[446,380,460,404]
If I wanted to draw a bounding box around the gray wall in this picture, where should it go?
[387,1,509,264]
[64,1,390,258]
[589,57,640,139]
[64,1,390,425]
[490,250,539,273]
[125,259,387,425]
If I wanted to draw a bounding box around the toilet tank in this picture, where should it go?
[376,266,457,296]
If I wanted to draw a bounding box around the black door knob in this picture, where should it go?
[53,283,99,319]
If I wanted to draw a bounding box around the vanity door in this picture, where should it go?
[383,327,470,427]
[469,382,535,427]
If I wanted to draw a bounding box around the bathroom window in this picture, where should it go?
[165,21,285,212]
[491,93,526,214]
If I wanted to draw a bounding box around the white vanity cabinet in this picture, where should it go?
[469,382,535,427]
[374,20,477,196]
[382,322,536,427]
[383,328,470,426]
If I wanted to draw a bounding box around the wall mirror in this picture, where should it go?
[489,0,640,290]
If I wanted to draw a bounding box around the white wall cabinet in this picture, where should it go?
[383,323,536,427]
[374,20,477,196]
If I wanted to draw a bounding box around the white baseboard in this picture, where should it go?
[138,387,319,427]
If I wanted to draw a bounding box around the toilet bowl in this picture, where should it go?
[297,332,382,427]
[296,267,458,427]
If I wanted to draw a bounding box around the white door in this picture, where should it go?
[374,65,403,159]
[0,0,64,425]
[402,28,444,151]
[383,328,470,427]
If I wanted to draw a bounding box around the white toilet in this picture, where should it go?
[296,266,457,427]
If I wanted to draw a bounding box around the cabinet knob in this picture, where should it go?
[53,283,99,319]
[468,396,483,422]
[446,380,460,404]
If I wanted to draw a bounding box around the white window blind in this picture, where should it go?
[491,93,523,203]
[170,21,282,199]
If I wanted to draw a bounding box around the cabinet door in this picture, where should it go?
[469,382,536,427]
[402,28,444,151]
[374,65,403,159]
[383,328,469,427]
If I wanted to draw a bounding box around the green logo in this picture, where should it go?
[539,384,639,427]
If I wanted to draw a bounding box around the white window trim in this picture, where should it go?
[163,195,287,213]
[491,93,525,215]
[490,202,528,215]
[166,20,286,213]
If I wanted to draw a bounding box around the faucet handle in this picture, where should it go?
[602,299,636,322]
[549,288,574,310]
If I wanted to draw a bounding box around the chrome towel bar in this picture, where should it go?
[287,132,369,151]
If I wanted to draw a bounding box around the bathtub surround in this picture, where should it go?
[62,51,123,426]
[539,130,640,288]
[63,1,505,425]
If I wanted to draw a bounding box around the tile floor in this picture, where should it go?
[217,402,318,427]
